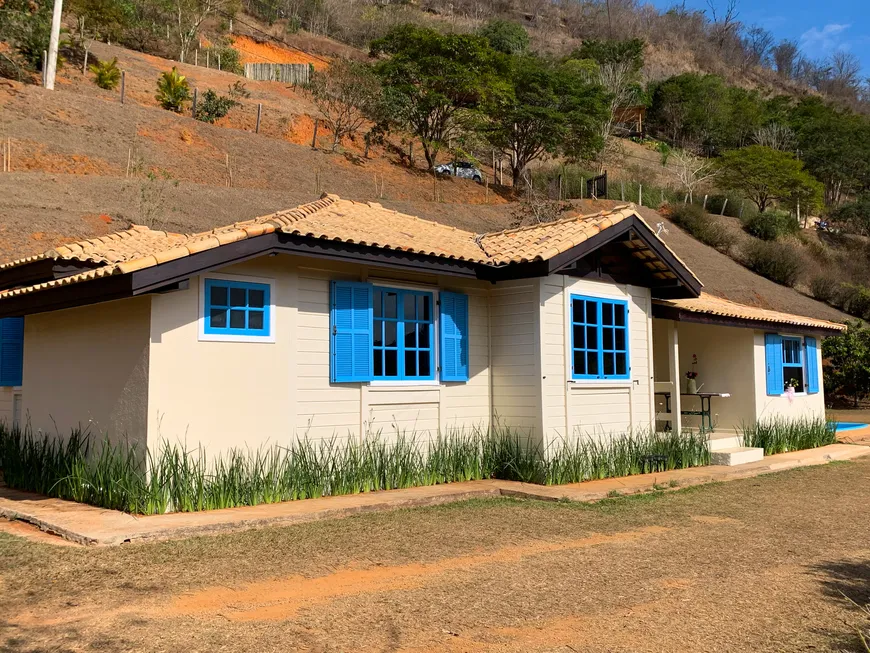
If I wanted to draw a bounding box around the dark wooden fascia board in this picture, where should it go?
[0,274,134,319]
[651,303,843,336]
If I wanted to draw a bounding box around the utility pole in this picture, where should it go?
[44,0,64,90]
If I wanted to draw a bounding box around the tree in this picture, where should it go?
[156,67,191,112]
[307,59,381,152]
[716,145,822,213]
[771,39,799,78]
[648,73,730,153]
[823,321,870,407]
[67,0,129,71]
[477,19,529,55]
[752,123,796,152]
[670,149,719,203]
[484,55,609,186]
[370,25,509,170]
[172,0,237,64]
[829,194,870,236]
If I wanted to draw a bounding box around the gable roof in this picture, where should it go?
[654,293,845,335]
[0,195,703,312]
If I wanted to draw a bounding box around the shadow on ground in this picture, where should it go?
[812,557,870,652]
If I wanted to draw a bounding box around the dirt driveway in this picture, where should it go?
[1,459,869,652]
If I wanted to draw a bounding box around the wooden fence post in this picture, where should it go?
[120,71,126,104]
[312,119,319,149]
[195,49,198,66]
[638,184,643,206]
[409,142,413,167]
[192,88,198,117]
[217,53,221,71]
[720,198,728,215]
[703,194,708,210]
[256,103,262,133]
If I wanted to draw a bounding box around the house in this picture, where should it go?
[0,195,845,465]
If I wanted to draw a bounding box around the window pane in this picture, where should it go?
[248,311,264,330]
[230,287,246,307]
[587,352,599,375]
[210,308,227,328]
[603,327,614,350]
[615,304,626,326]
[602,303,613,326]
[230,310,246,329]
[405,350,417,377]
[385,322,397,348]
[418,295,431,322]
[603,352,615,376]
[384,292,397,319]
[373,290,383,318]
[210,285,228,307]
[373,320,383,346]
[572,299,584,324]
[385,349,398,377]
[404,294,416,320]
[615,353,627,375]
[374,350,383,377]
[586,301,598,325]
[404,323,416,348]
[249,289,265,309]
[615,328,626,352]
[419,351,431,376]
[574,351,585,375]
[573,325,585,349]
[418,323,430,348]
[586,326,598,349]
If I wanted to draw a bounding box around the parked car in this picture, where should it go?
[434,161,483,183]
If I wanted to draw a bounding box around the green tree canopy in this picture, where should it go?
[717,145,822,213]
[483,55,609,186]
[823,321,870,407]
[571,38,644,72]
[648,73,730,153]
[477,19,529,55]
[370,24,510,170]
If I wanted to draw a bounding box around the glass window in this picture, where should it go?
[372,287,434,380]
[204,279,271,338]
[782,336,805,392]
[570,295,629,380]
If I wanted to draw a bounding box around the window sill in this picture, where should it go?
[568,379,633,388]
[198,333,276,343]
[368,380,441,389]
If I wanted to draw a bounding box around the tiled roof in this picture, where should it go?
[654,293,846,332]
[0,195,696,302]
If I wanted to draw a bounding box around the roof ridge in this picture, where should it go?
[479,204,635,240]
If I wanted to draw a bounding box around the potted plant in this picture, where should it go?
[686,354,699,394]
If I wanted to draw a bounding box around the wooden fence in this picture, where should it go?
[244,63,312,85]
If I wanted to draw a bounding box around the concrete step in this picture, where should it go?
[711,447,765,466]
[706,433,744,452]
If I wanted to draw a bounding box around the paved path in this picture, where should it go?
[1,443,868,546]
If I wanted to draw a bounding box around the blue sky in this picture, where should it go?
[649,0,870,77]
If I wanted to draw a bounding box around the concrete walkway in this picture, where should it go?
[1,443,868,546]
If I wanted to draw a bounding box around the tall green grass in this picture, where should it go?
[0,422,711,514]
[740,417,837,455]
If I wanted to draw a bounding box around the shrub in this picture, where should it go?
[744,210,799,241]
[741,239,802,287]
[829,195,870,236]
[668,203,736,251]
[194,89,237,123]
[155,67,190,112]
[89,57,121,90]
[838,284,870,320]
[810,275,841,304]
[204,42,244,75]
[741,417,836,455]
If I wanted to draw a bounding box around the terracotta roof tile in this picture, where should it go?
[654,293,846,332]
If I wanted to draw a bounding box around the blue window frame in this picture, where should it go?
[204,278,271,338]
[570,294,629,380]
[372,287,435,380]
[781,336,805,392]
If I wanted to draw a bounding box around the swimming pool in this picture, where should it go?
[831,421,868,432]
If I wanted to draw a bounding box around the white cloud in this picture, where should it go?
[799,23,852,55]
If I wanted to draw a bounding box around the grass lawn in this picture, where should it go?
[2,459,869,652]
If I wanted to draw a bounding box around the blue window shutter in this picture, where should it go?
[805,336,819,394]
[0,317,24,387]
[330,281,373,382]
[764,333,783,396]
[440,291,469,382]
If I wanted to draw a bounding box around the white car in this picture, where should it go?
[434,161,483,183]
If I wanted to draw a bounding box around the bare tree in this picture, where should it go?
[671,149,719,203]
[752,123,796,152]
[706,0,740,52]
[596,60,638,171]
[823,51,862,98]
[742,25,774,70]
[771,39,799,78]
[307,59,381,152]
[174,0,229,64]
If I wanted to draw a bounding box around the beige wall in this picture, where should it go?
[22,297,151,444]
[752,330,825,422]
[540,276,654,447]
[147,256,493,455]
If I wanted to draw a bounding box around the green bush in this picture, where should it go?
[838,283,870,320]
[89,57,121,90]
[194,88,237,123]
[155,67,190,112]
[742,239,802,287]
[741,417,836,455]
[810,275,841,304]
[744,210,799,241]
[204,42,244,75]
[0,421,712,514]
[668,203,736,251]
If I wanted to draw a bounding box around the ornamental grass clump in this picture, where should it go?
[740,417,836,455]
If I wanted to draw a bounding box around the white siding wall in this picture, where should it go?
[0,387,18,427]
[490,280,542,440]
[540,276,655,447]
[752,330,826,422]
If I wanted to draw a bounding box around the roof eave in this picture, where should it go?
[651,303,845,336]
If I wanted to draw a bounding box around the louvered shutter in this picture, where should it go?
[0,317,24,387]
[330,281,373,383]
[440,292,469,382]
[805,337,819,394]
[764,333,783,396]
